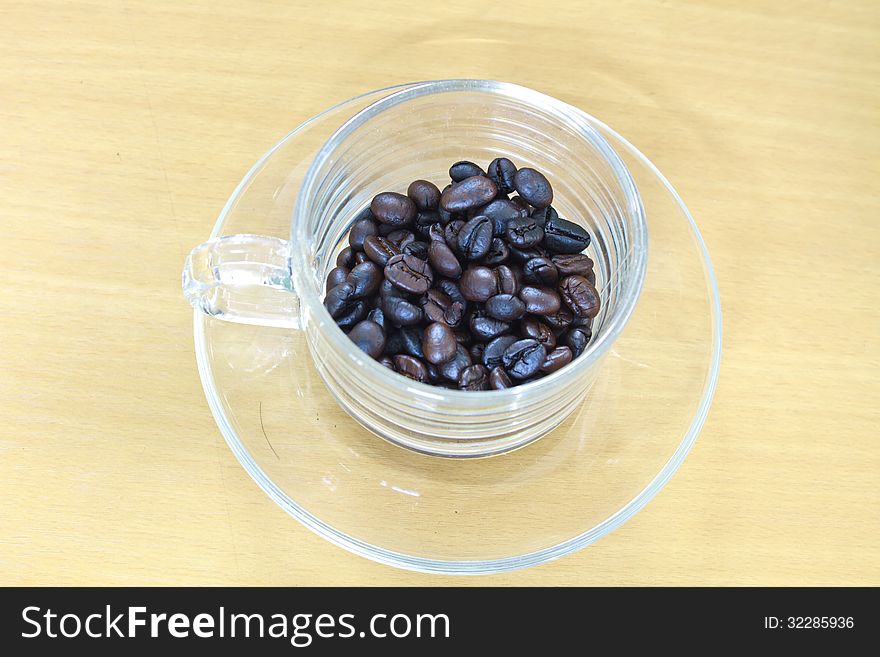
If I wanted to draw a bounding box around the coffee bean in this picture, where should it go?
[502,339,547,379]
[440,176,498,213]
[543,307,574,332]
[559,275,601,318]
[422,322,457,365]
[384,254,433,294]
[457,215,493,260]
[521,317,557,350]
[407,179,441,211]
[437,279,467,307]
[522,257,558,286]
[495,264,520,295]
[552,253,594,276]
[543,216,590,254]
[469,311,510,341]
[366,307,388,333]
[513,168,553,208]
[425,240,460,280]
[414,211,441,238]
[371,192,416,227]
[483,335,518,369]
[398,326,425,358]
[421,289,465,328]
[487,157,517,194]
[478,198,527,236]
[469,343,485,363]
[403,240,429,260]
[510,195,532,213]
[427,223,446,242]
[438,344,473,381]
[507,244,549,264]
[506,216,544,248]
[519,285,561,316]
[460,266,499,302]
[354,251,369,265]
[335,299,368,330]
[484,238,509,265]
[541,345,573,374]
[349,217,379,250]
[336,246,355,268]
[386,229,416,250]
[324,282,356,318]
[379,278,409,301]
[563,326,592,358]
[378,355,396,370]
[348,320,386,358]
[382,295,423,326]
[586,269,596,286]
[489,366,513,389]
[449,160,484,182]
[346,261,382,298]
[326,266,349,290]
[530,205,558,228]
[485,294,526,321]
[444,219,465,250]
[363,235,401,266]
[453,329,471,346]
[394,355,429,383]
[458,364,489,390]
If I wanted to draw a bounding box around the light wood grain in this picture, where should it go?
[0,0,877,585]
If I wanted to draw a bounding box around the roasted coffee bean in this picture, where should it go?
[345,261,382,299]
[489,366,513,389]
[394,355,429,383]
[541,345,573,374]
[363,235,401,266]
[483,335,518,369]
[487,157,517,194]
[444,219,465,250]
[460,266,499,302]
[348,217,379,250]
[407,179,441,211]
[552,253,594,277]
[519,285,561,316]
[507,244,549,264]
[413,211,442,238]
[427,240,462,279]
[506,215,544,248]
[324,282,356,318]
[377,222,398,237]
[371,192,416,227]
[437,279,467,307]
[586,269,596,285]
[384,254,433,294]
[469,311,510,341]
[478,198,527,236]
[453,329,471,346]
[348,320,386,358]
[502,339,547,379]
[422,321,457,365]
[336,246,356,268]
[572,315,593,329]
[458,364,489,391]
[457,215,493,260]
[438,345,472,381]
[522,257,558,286]
[495,264,520,295]
[513,168,553,208]
[326,266,349,290]
[403,240,429,260]
[354,251,369,265]
[485,294,526,321]
[484,238,509,265]
[469,343,485,363]
[530,205,558,228]
[521,317,557,351]
[421,289,465,328]
[379,278,409,300]
[510,195,531,213]
[563,326,592,358]
[543,307,574,332]
[449,160,484,182]
[335,299,368,330]
[386,229,416,250]
[378,355,396,370]
[542,216,591,254]
[382,295,423,326]
[398,326,425,358]
[559,275,601,318]
[427,223,446,242]
[440,176,498,213]
[366,307,388,333]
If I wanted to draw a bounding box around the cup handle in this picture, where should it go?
[182,234,302,329]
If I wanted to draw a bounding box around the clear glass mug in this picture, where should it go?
[183,80,647,457]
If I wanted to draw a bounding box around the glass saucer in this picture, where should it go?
[193,86,721,574]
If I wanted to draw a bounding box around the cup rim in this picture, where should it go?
[292,79,648,405]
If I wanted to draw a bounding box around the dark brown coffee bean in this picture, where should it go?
[349,217,379,250]
[484,238,509,265]
[478,198,527,236]
[326,266,349,291]
[489,366,513,390]
[421,289,465,328]
[513,168,553,209]
[507,244,549,264]
[453,330,471,346]
[552,253,594,277]
[407,179,441,211]
[457,215,493,260]
[422,322,457,365]
[510,195,531,213]
[468,343,485,363]
[485,294,526,321]
[348,320,386,358]
[384,254,433,294]
[379,278,409,301]
[428,240,462,279]
[371,192,416,227]
[437,279,467,307]
[414,211,441,237]
[494,264,520,295]
[543,307,574,332]
[378,355,396,370]
[444,219,465,250]
[386,229,415,250]
[506,215,544,248]
[427,223,446,242]
[487,157,517,194]
[363,235,401,266]
[335,299,368,330]
[324,282,355,318]
[458,364,489,391]
[440,176,498,213]
[521,317,557,351]
[366,307,388,333]
[502,339,547,379]
[469,311,510,341]
[398,326,425,358]
[393,355,429,383]
[438,344,472,381]
[460,266,499,302]
[336,246,355,268]
[346,261,382,298]
[563,326,592,358]
[543,216,591,254]
[483,335,518,369]
[382,295,423,326]
[541,345,573,373]
[522,257,558,286]
[354,251,369,265]
[449,160,484,182]
[403,240,428,260]
[530,205,558,228]
[559,275,601,318]
[519,285,561,316]
[377,222,398,237]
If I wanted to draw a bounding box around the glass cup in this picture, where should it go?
[183,80,647,457]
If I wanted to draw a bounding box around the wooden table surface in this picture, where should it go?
[1,0,877,585]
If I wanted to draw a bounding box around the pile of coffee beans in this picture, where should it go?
[323,158,600,390]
